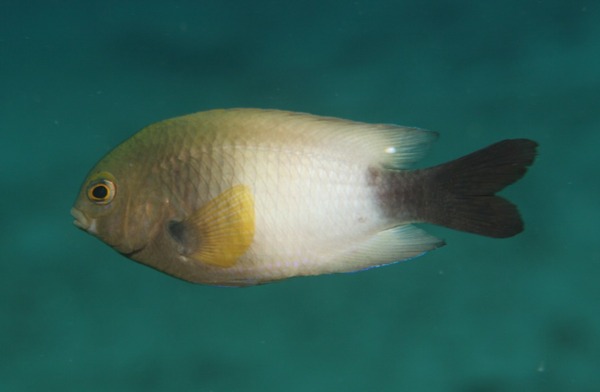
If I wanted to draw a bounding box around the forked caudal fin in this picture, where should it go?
[379,139,538,238]
[424,139,538,237]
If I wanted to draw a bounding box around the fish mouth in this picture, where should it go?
[71,207,97,234]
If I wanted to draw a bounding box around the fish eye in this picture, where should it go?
[87,178,116,204]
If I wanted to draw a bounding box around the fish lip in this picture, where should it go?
[71,207,95,233]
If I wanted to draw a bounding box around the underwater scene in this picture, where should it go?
[1,1,599,391]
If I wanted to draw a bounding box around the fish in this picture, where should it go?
[71,108,537,286]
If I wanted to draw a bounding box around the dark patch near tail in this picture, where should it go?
[376,139,538,238]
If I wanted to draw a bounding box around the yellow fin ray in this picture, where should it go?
[185,185,255,268]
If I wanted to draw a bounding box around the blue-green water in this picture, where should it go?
[2,1,599,391]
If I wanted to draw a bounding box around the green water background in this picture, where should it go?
[1,1,599,391]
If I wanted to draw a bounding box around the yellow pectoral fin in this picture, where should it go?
[185,185,255,268]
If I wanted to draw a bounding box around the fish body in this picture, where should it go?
[72,109,537,286]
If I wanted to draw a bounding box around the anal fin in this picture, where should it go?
[331,225,445,273]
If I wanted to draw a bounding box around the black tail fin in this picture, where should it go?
[421,139,538,238]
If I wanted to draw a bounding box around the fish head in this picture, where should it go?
[71,154,166,257]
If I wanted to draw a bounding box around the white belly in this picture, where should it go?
[232,147,386,279]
